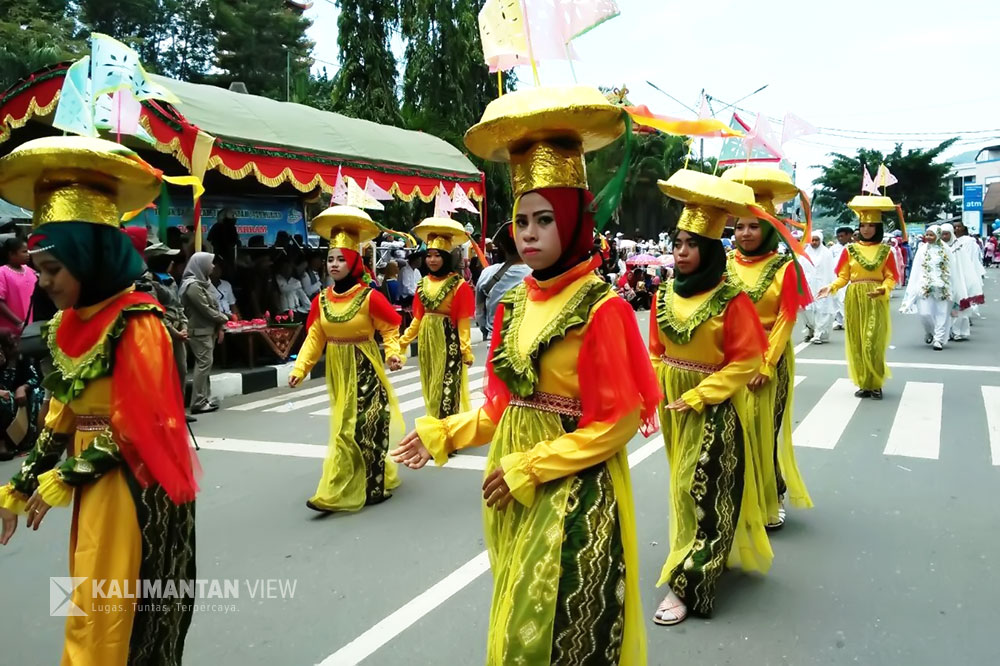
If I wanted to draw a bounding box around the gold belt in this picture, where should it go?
[660,355,722,374]
[328,335,372,345]
[508,391,583,419]
[76,415,111,432]
[852,279,882,285]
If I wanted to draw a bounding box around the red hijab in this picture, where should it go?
[522,187,596,279]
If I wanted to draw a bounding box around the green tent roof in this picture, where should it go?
[149,74,480,177]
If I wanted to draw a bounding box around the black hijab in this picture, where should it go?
[859,223,884,244]
[426,249,453,278]
[671,230,727,298]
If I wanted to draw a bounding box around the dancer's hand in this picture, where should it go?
[817,286,831,299]
[391,431,431,469]
[0,506,17,545]
[25,492,51,531]
[464,357,475,367]
[867,287,886,299]
[288,374,302,388]
[483,468,513,510]
[387,356,403,372]
[747,373,769,391]
[665,397,691,413]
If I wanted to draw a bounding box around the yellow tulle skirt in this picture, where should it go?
[736,345,813,524]
[417,314,470,419]
[657,365,772,617]
[482,405,646,666]
[311,340,402,511]
[844,282,892,390]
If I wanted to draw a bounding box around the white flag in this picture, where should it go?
[876,164,898,189]
[450,184,480,214]
[862,166,880,195]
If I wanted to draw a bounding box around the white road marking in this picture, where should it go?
[883,382,943,460]
[981,386,1000,465]
[794,375,806,387]
[264,393,330,414]
[313,377,486,417]
[228,385,326,411]
[793,378,862,449]
[793,341,811,355]
[796,359,1000,373]
[316,434,661,665]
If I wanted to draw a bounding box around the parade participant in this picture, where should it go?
[818,196,900,399]
[398,218,476,419]
[943,222,985,340]
[899,225,958,350]
[650,169,774,625]
[830,226,853,329]
[0,136,199,665]
[288,206,404,512]
[392,86,659,665]
[721,165,814,531]
[802,230,837,344]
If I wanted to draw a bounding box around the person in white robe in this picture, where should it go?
[899,225,959,350]
[830,226,853,329]
[940,223,984,340]
[801,230,837,343]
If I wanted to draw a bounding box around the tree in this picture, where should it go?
[331,0,401,126]
[158,0,216,80]
[812,140,957,227]
[398,0,513,232]
[0,0,81,89]
[77,0,164,68]
[212,0,313,101]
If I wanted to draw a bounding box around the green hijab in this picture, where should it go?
[29,222,145,308]
[736,220,780,257]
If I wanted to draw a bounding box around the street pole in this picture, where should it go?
[286,49,291,102]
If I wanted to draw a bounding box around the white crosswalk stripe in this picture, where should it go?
[219,365,1000,467]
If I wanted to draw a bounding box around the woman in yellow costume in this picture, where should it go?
[0,136,199,665]
[721,166,814,530]
[398,220,476,419]
[817,196,901,400]
[650,169,778,625]
[392,87,660,665]
[288,206,404,512]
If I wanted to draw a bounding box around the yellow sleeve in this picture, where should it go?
[762,310,794,375]
[499,409,639,507]
[458,317,474,364]
[828,255,850,294]
[681,354,762,412]
[291,319,325,380]
[398,312,422,349]
[415,408,498,466]
[374,314,402,360]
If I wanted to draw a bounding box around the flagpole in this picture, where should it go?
[520,0,541,86]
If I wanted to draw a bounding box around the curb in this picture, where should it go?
[206,329,486,400]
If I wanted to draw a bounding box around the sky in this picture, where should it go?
[303,0,1000,191]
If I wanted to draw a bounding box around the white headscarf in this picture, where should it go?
[939,223,956,245]
[812,230,824,243]
[180,252,216,298]
[924,224,942,244]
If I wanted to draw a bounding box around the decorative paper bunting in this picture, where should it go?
[450,184,480,214]
[364,177,394,201]
[781,112,817,145]
[434,183,455,218]
[346,176,383,210]
[742,113,783,160]
[876,163,898,189]
[719,113,780,166]
[862,166,880,195]
[90,33,179,104]
[331,167,348,204]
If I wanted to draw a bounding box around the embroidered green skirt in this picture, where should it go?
[844,282,892,390]
[417,314,470,419]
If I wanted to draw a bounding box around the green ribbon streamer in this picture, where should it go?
[590,113,634,231]
[157,182,172,243]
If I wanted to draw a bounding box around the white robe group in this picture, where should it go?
[941,223,985,340]
[800,232,837,342]
[900,226,957,347]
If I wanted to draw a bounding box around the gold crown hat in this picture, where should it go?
[412,217,471,253]
[847,195,897,224]
[0,136,162,229]
[464,86,625,198]
[657,170,760,240]
[721,165,799,215]
[311,206,380,251]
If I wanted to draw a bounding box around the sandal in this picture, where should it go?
[653,590,688,626]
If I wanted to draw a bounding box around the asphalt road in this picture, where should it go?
[2,273,999,665]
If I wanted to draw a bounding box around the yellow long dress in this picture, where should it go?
[727,252,814,523]
[398,274,473,419]
[291,284,403,510]
[828,243,898,390]
[0,292,196,666]
[650,280,773,617]
[415,261,653,666]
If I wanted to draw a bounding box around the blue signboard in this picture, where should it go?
[964,184,984,212]
[126,195,306,245]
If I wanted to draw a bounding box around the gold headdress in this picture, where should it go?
[0,136,161,229]
[311,206,379,251]
[464,86,625,198]
[412,217,471,253]
[658,170,759,240]
[721,165,814,250]
[847,195,897,224]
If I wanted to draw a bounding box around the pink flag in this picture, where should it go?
[742,113,782,160]
[434,183,455,219]
[876,164,898,189]
[450,184,480,214]
[697,92,711,120]
[364,177,394,201]
[780,112,817,145]
[110,90,142,135]
[331,166,348,204]
[861,166,880,195]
